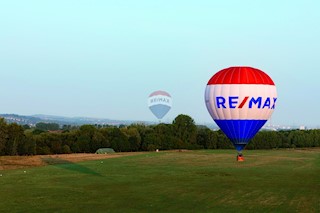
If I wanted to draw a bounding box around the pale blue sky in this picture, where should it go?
[0,0,319,127]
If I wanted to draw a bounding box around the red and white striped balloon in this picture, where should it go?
[205,67,277,152]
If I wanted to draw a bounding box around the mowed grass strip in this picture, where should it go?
[0,149,319,213]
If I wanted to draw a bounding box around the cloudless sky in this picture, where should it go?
[0,0,319,127]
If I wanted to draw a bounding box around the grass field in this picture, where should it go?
[1,149,319,212]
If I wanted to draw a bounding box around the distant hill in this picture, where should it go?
[0,114,220,129]
[0,114,149,127]
[0,114,42,126]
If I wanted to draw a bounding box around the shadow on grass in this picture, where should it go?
[41,157,103,177]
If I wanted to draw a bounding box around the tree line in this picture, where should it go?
[0,115,319,156]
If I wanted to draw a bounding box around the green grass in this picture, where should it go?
[1,149,320,212]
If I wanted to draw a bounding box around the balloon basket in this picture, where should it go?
[237,154,244,162]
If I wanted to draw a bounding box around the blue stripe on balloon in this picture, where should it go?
[214,119,267,152]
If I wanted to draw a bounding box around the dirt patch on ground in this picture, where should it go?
[0,152,145,171]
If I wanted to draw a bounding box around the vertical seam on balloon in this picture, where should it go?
[230,68,235,84]
[220,68,228,84]
[256,70,265,85]
[234,69,242,144]
[249,70,265,138]
[218,70,223,83]
[266,86,272,119]
[262,85,269,121]
[229,83,237,142]
[252,70,260,119]
[242,119,247,142]
[226,84,234,140]
[250,120,260,142]
[250,68,254,84]
[213,72,218,84]
[237,70,241,140]
[233,121,238,143]
[243,120,249,142]
[260,70,272,85]
[251,119,265,141]
[211,85,218,120]
[244,86,249,122]
[223,121,233,143]
[251,120,260,141]
[269,86,276,122]
[237,68,241,119]
[221,120,233,143]
[268,85,277,119]
[245,119,255,142]
[260,85,268,130]
[217,85,234,142]
[222,84,229,120]
[245,67,249,83]
[230,69,238,140]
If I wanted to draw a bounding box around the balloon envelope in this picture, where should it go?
[205,67,277,152]
[148,90,172,120]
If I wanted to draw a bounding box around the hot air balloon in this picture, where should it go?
[148,90,172,122]
[205,67,277,161]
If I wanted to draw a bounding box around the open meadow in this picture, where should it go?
[0,149,319,213]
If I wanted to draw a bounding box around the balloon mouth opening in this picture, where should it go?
[233,144,247,153]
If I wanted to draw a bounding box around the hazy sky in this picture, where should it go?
[0,0,319,127]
